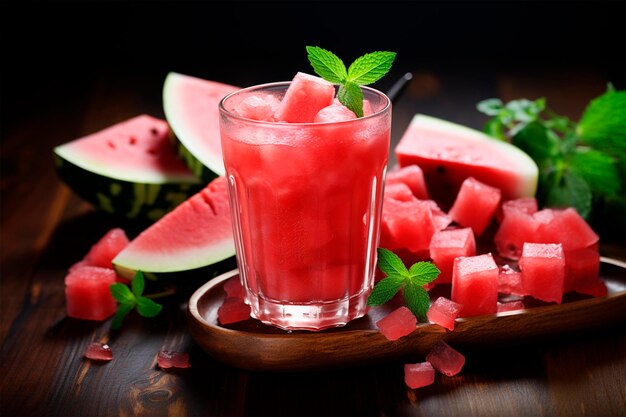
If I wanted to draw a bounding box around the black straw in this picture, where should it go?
[386,72,413,103]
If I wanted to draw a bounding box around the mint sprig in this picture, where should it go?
[367,248,440,321]
[477,86,625,219]
[110,271,163,330]
[306,46,396,117]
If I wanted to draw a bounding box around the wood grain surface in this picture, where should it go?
[2,2,625,416]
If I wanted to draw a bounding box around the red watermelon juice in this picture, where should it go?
[219,81,391,330]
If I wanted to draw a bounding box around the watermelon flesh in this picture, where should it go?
[519,243,565,303]
[84,228,129,269]
[497,300,525,313]
[376,306,417,341]
[157,351,191,369]
[218,297,252,325]
[448,177,501,236]
[429,227,476,284]
[234,93,280,122]
[452,254,499,317]
[426,340,465,376]
[498,264,526,296]
[65,266,118,321]
[427,297,462,331]
[404,362,435,389]
[84,343,113,361]
[395,114,538,210]
[163,72,239,179]
[274,72,335,123]
[386,165,429,200]
[314,100,357,123]
[113,176,235,277]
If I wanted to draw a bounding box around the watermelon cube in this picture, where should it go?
[218,297,251,325]
[380,197,436,253]
[386,165,429,200]
[498,264,526,296]
[65,266,118,321]
[84,228,129,269]
[384,182,415,202]
[564,247,601,294]
[494,208,539,260]
[314,100,357,123]
[429,227,476,284]
[574,279,608,298]
[274,72,334,123]
[497,300,525,313]
[534,208,599,251]
[451,254,498,317]
[425,200,453,231]
[157,351,191,369]
[448,177,501,236]
[496,197,538,223]
[427,297,462,331]
[426,340,465,376]
[234,93,280,121]
[376,306,417,341]
[519,243,565,303]
[223,276,245,298]
[404,362,435,389]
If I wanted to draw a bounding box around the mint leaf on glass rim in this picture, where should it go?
[337,81,364,117]
[306,46,347,84]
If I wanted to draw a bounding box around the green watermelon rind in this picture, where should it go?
[162,72,238,182]
[402,114,539,197]
[54,153,203,222]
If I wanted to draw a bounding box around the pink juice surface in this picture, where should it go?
[220,82,391,331]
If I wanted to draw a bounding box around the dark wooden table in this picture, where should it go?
[2,2,626,415]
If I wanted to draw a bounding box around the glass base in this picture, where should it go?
[246,290,370,331]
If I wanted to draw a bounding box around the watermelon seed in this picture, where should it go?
[147,148,159,155]
[150,127,158,135]
[436,165,446,174]
[129,136,137,145]
[107,140,116,149]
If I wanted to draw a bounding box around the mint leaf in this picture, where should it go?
[577,89,626,155]
[110,283,135,304]
[337,81,364,117]
[306,46,347,84]
[367,275,405,306]
[512,121,560,163]
[408,262,440,286]
[477,98,504,116]
[135,296,163,318]
[506,98,545,123]
[131,270,145,297]
[543,169,592,218]
[111,302,134,330]
[346,51,396,85]
[376,248,409,278]
[403,281,430,322]
[569,148,620,198]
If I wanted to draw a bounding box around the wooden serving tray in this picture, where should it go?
[187,258,626,372]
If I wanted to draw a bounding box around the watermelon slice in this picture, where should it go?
[112,176,235,279]
[54,115,203,222]
[163,72,239,181]
[395,114,538,209]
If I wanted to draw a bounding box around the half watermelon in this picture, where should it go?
[163,72,239,181]
[395,114,538,209]
[54,115,203,222]
[112,176,235,279]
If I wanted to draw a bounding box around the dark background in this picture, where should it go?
[2,0,625,136]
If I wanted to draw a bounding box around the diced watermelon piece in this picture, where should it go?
[84,343,113,361]
[223,276,245,298]
[376,306,417,341]
[157,351,191,369]
[386,165,429,200]
[498,264,526,296]
[314,100,357,123]
[497,300,525,313]
[84,228,129,268]
[384,182,415,202]
[274,72,334,123]
[65,266,118,321]
[427,297,462,331]
[496,197,538,223]
[534,208,599,251]
[234,93,280,121]
[519,243,565,303]
[574,279,608,297]
[425,200,453,231]
[426,340,465,376]
[218,297,251,325]
[564,247,601,294]
[448,177,501,236]
[404,362,435,389]
[452,254,498,317]
[429,227,476,284]
[380,197,436,253]
[494,207,539,260]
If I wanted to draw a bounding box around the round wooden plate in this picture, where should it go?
[187,258,626,371]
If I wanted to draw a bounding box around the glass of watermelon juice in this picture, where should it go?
[219,81,391,331]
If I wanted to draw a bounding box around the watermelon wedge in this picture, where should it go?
[112,176,235,279]
[54,115,202,222]
[163,72,239,181]
[395,114,538,209]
